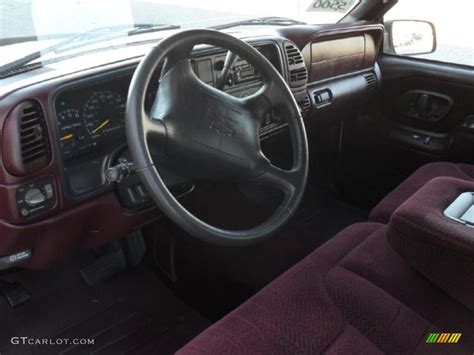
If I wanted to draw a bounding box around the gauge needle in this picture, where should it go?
[92,119,111,134]
[60,134,74,141]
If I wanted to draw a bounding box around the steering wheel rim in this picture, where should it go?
[126,29,308,245]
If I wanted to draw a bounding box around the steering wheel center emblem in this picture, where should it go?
[207,99,238,137]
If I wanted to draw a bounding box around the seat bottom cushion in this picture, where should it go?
[178,223,473,354]
[369,162,474,224]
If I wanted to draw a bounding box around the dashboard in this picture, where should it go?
[53,43,284,198]
[0,23,383,269]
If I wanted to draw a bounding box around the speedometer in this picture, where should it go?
[83,91,126,140]
[57,109,87,159]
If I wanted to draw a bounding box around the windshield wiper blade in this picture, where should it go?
[210,17,306,30]
[0,23,180,77]
[128,23,181,36]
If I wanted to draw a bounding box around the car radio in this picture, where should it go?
[233,61,260,84]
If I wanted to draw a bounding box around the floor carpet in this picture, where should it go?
[0,261,209,355]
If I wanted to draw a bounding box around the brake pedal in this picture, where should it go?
[80,231,147,286]
[80,242,127,286]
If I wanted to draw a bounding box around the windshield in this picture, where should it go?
[0,0,359,66]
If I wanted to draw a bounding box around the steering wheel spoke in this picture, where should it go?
[252,162,300,195]
[239,88,273,124]
[142,114,167,159]
[144,114,165,135]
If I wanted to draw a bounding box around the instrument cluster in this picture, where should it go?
[52,43,282,198]
[55,74,158,160]
[54,44,279,162]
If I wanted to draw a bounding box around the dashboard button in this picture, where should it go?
[44,184,54,199]
[24,188,46,207]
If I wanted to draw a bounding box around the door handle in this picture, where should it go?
[397,90,454,122]
[416,93,430,120]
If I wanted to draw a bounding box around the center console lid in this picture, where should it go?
[387,177,474,310]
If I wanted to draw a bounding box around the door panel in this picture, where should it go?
[336,54,474,208]
[380,55,474,133]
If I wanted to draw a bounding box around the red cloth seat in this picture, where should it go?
[178,223,473,354]
[369,162,474,224]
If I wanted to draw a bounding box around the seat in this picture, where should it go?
[369,162,474,224]
[178,223,473,354]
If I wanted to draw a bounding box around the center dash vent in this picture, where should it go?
[363,72,378,98]
[284,42,308,88]
[285,43,305,66]
[289,67,308,88]
[2,100,51,176]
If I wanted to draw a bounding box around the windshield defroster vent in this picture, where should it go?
[0,63,43,79]
[2,100,51,176]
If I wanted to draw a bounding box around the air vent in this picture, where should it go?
[363,72,378,98]
[284,42,307,88]
[20,104,49,164]
[299,95,311,119]
[289,67,308,88]
[290,67,308,83]
[285,43,305,66]
[2,100,51,176]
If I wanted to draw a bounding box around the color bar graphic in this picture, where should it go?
[426,333,462,344]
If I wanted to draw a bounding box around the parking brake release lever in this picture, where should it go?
[105,158,135,184]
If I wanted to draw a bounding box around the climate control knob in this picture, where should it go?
[24,188,46,207]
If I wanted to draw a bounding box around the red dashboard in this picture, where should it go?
[0,24,383,269]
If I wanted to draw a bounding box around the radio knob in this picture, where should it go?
[24,188,46,207]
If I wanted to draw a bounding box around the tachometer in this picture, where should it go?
[57,109,87,159]
[83,90,126,140]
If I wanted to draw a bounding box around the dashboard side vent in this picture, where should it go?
[299,95,312,119]
[20,104,49,164]
[363,72,378,98]
[285,43,305,66]
[2,100,51,176]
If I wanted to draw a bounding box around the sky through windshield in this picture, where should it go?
[1,0,358,41]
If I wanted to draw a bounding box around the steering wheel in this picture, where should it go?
[126,29,308,245]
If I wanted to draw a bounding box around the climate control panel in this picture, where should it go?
[16,178,55,218]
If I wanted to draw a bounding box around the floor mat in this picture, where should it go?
[167,182,368,320]
[0,261,210,355]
